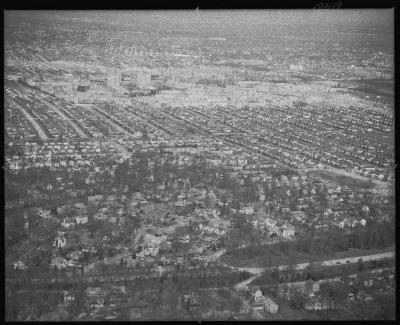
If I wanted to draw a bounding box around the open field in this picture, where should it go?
[307,169,379,189]
[220,242,394,269]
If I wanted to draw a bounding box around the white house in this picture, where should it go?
[38,208,52,219]
[94,212,108,221]
[282,224,296,239]
[63,291,75,303]
[75,216,88,224]
[53,236,67,248]
[240,206,254,215]
[304,296,334,311]
[50,256,68,269]
[251,289,279,313]
[264,297,279,314]
[13,260,27,271]
[61,218,75,229]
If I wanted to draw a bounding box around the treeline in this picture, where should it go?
[5,282,86,321]
[6,268,243,320]
[294,219,395,255]
[196,77,235,87]
[224,213,265,250]
[254,258,394,285]
[113,151,261,205]
[6,147,263,207]
[7,266,242,290]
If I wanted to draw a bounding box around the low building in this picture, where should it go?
[13,260,27,271]
[86,287,105,297]
[63,291,75,303]
[250,288,279,313]
[53,236,67,248]
[304,296,335,311]
[183,292,200,311]
[240,206,255,215]
[50,256,68,269]
[75,216,88,224]
[263,297,279,314]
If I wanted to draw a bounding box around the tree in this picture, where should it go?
[289,285,306,310]
[357,258,364,272]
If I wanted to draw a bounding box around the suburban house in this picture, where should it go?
[264,296,279,314]
[13,260,27,271]
[61,217,76,229]
[50,256,68,269]
[86,287,106,297]
[53,235,67,248]
[183,292,200,311]
[250,288,279,314]
[240,205,255,215]
[37,208,52,219]
[281,223,296,239]
[304,296,335,311]
[63,291,75,303]
[75,216,89,224]
[73,202,88,214]
[88,297,105,309]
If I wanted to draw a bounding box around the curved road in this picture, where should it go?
[227,251,395,275]
[7,98,49,140]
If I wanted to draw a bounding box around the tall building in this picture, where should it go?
[136,70,151,89]
[107,70,121,90]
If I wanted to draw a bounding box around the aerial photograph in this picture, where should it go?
[4,9,395,321]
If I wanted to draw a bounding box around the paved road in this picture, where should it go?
[199,249,227,262]
[6,250,394,290]
[304,167,387,187]
[83,229,142,273]
[199,238,289,263]
[225,251,395,275]
[233,262,394,318]
[8,98,49,140]
[251,266,395,290]
[234,274,263,290]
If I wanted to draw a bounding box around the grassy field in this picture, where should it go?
[251,257,395,286]
[220,242,394,269]
[308,170,377,189]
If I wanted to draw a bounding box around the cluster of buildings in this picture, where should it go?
[238,286,279,314]
[155,102,393,182]
[5,12,395,321]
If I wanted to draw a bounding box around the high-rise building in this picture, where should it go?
[136,70,151,89]
[107,70,121,90]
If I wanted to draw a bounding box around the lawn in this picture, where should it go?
[219,241,394,269]
[251,257,395,286]
[309,170,376,189]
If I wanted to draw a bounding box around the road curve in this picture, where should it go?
[8,98,49,140]
[225,251,395,275]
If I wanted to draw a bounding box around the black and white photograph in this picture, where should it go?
[4,7,396,321]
